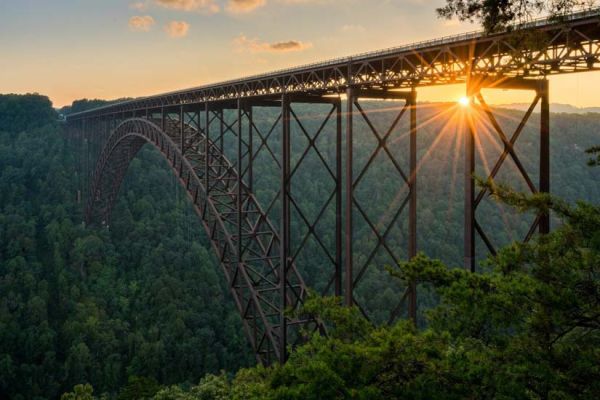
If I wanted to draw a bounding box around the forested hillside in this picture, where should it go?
[0,94,252,400]
[0,94,598,399]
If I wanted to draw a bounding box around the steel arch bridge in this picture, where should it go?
[85,117,317,364]
[67,8,600,364]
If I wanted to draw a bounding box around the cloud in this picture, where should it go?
[129,1,148,10]
[269,40,310,51]
[226,0,266,13]
[164,20,190,37]
[233,34,312,53]
[155,0,219,14]
[129,15,156,32]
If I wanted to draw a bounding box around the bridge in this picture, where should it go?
[66,8,600,365]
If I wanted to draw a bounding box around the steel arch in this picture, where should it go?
[86,118,318,364]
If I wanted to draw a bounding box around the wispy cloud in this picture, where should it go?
[226,0,266,13]
[233,34,312,53]
[129,15,156,32]
[130,2,149,11]
[164,20,190,37]
[155,0,219,14]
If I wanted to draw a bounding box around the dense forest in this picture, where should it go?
[0,93,598,399]
[0,94,252,399]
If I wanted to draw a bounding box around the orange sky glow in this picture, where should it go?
[2,1,600,109]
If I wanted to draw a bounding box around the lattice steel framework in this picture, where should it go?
[64,9,600,364]
[464,77,550,271]
[68,9,600,119]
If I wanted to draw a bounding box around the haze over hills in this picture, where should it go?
[414,101,600,114]
[57,99,600,116]
[497,102,600,114]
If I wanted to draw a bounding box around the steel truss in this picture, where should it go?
[73,76,551,361]
[464,77,550,271]
[72,75,552,362]
[64,8,588,365]
[345,88,417,323]
[83,97,346,364]
[67,10,600,120]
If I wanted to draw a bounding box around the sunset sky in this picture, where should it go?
[2,0,600,108]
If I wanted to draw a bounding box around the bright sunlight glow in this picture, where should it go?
[458,96,471,107]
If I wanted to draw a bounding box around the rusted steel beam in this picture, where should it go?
[67,10,600,121]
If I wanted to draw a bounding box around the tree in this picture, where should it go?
[437,0,596,32]
[118,376,161,400]
[208,186,599,399]
[0,93,56,132]
[59,98,133,116]
[60,384,95,400]
[587,145,600,166]
[388,183,600,399]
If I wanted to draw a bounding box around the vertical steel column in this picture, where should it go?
[335,99,343,297]
[248,106,254,193]
[76,118,82,205]
[408,88,418,321]
[180,106,185,152]
[280,94,291,363]
[344,88,354,306]
[161,107,166,132]
[219,109,225,153]
[539,80,550,234]
[237,99,244,303]
[205,103,210,197]
[84,118,89,214]
[464,93,476,272]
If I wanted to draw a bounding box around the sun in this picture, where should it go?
[458,96,471,107]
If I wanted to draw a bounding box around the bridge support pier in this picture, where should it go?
[281,94,291,363]
[345,88,418,323]
[278,93,344,363]
[464,77,550,271]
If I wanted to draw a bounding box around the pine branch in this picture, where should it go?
[586,145,600,167]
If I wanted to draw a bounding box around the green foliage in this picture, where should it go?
[0,93,56,132]
[0,94,252,399]
[299,296,371,341]
[1,93,598,399]
[142,372,232,399]
[61,384,95,400]
[147,192,598,399]
[60,98,133,116]
[152,386,197,400]
[118,376,161,400]
[436,0,593,32]
[587,145,600,166]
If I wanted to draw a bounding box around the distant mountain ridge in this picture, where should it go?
[496,102,600,114]
[416,101,600,114]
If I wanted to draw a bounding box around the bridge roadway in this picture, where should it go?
[67,8,600,117]
[67,9,600,365]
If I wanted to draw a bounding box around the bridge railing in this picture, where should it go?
[235,6,600,79]
[66,7,600,120]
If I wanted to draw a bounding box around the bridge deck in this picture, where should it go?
[68,8,600,120]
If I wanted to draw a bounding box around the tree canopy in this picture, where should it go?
[0,93,56,132]
[437,0,596,31]
[65,192,598,399]
[1,90,598,398]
